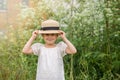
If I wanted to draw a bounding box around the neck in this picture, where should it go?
[45,44,56,48]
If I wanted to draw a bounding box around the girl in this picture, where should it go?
[22,19,77,80]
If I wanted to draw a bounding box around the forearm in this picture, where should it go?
[22,36,35,53]
[63,37,77,54]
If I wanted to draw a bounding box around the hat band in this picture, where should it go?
[41,27,59,30]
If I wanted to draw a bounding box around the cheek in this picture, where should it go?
[53,36,58,39]
[42,36,47,41]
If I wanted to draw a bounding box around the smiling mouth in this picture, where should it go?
[47,39,54,41]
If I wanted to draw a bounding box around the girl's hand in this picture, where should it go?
[32,30,39,38]
[59,30,66,39]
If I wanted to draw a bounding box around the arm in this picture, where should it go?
[22,30,39,54]
[59,30,77,54]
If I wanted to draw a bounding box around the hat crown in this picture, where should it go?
[40,19,60,34]
[41,19,59,27]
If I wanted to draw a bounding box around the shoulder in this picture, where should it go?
[32,43,44,48]
[57,41,67,48]
[31,43,44,56]
[57,41,65,46]
[57,41,67,57]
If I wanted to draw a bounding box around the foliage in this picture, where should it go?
[0,0,120,80]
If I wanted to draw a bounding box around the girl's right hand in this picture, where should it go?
[32,30,39,38]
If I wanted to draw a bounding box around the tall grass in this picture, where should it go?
[0,0,120,80]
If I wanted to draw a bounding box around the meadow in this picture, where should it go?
[0,0,120,80]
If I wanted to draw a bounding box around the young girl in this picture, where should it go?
[22,19,77,80]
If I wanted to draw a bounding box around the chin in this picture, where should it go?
[46,41,55,45]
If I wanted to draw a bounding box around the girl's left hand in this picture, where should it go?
[59,30,66,39]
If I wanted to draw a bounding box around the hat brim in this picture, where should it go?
[39,30,60,34]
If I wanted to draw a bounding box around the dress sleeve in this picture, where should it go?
[31,43,42,56]
[57,41,67,57]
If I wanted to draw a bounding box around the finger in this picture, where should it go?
[38,30,43,34]
[59,30,63,34]
[35,30,39,34]
[34,32,37,34]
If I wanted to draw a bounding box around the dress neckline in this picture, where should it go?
[43,44,57,49]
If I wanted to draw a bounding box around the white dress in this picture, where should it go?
[31,41,67,80]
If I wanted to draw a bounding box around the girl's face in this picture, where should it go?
[42,33,58,45]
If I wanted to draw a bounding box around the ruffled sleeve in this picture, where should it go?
[57,41,67,57]
[31,43,43,56]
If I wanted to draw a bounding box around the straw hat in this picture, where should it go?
[39,19,60,34]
